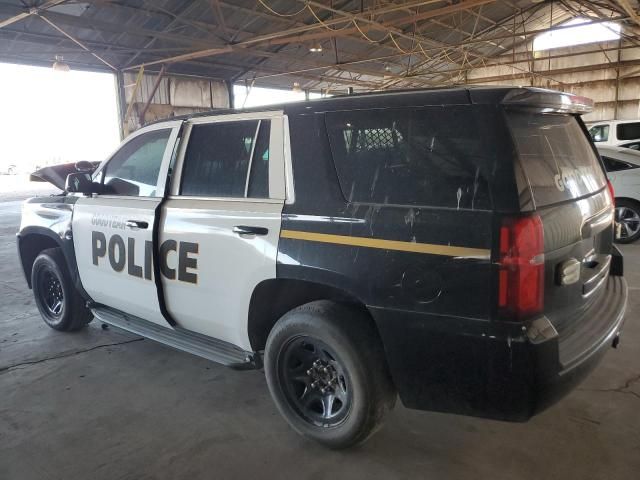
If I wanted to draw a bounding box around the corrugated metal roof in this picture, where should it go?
[0,0,633,93]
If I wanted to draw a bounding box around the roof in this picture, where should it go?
[0,1,634,93]
[146,84,525,125]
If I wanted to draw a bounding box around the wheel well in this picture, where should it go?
[247,278,375,352]
[19,234,59,288]
[615,197,640,207]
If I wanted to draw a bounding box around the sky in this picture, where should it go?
[0,63,121,171]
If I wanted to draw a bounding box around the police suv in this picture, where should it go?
[18,87,628,449]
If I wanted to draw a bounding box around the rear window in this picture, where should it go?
[507,112,606,207]
[617,122,640,141]
[325,106,494,209]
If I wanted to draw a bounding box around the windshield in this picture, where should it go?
[508,112,607,207]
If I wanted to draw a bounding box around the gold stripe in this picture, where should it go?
[280,230,490,258]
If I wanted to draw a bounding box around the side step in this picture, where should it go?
[92,307,259,370]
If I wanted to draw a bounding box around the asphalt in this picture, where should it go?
[1,192,638,480]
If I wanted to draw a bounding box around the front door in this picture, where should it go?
[72,123,180,325]
[161,112,287,350]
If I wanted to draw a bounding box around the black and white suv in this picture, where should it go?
[18,87,627,448]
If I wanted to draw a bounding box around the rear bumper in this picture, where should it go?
[370,274,627,421]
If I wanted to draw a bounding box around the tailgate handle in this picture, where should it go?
[125,220,149,230]
[233,225,268,236]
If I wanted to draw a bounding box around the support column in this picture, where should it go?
[614,39,621,120]
[115,70,127,140]
[225,79,235,109]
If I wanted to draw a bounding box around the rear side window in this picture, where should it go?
[601,156,639,172]
[617,122,640,141]
[589,124,609,142]
[325,107,492,209]
[181,120,271,198]
[508,112,606,207]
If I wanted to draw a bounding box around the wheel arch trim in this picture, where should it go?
[247,277,372,352]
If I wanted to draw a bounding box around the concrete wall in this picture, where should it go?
[120,72,229,134]
[465,38,640,123]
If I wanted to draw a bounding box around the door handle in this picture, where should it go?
[233,225,268,236]
[125,220,149,230]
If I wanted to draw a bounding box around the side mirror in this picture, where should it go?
[65,173,100,195]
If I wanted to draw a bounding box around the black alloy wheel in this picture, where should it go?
[277,336,352,427]
[264,300,396,449]
[37,267,65,319]
[31,248,93,331]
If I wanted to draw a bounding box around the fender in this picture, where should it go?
[17,225,93,304]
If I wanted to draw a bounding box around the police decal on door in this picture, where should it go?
[90,214,198,284]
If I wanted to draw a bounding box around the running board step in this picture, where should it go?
[92,307,259,369]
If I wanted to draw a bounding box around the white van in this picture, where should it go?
[587,120,640,146]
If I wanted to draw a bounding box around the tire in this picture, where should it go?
[264,300,396,449]
[615,199,640,244]
[31,247,93,331]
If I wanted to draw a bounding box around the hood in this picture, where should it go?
[30,162,100,190]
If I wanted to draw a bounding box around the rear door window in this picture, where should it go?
[507,112,606,207]
[325,106,493,209]
[180,120,271,198]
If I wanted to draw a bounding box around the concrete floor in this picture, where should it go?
[1,192,638,480]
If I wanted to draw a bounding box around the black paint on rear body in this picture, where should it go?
[276,87,627,420]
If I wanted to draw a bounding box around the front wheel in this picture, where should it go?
[264,300,396,449]
[31,248,93,331]
[615,199,640,243]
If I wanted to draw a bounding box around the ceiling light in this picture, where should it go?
[309,43,323,53]
[292,82,302,93]
[52,55,70,72]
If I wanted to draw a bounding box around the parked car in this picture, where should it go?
[587,119,640,146]
[597,145,640,243]
[17,87,627,449]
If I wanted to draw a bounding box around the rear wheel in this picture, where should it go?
[264,300,396,449]
[31,248,93,331]
[615,199,640,243]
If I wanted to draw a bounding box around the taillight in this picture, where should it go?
[498,215,545,321]
[607,179,615,203]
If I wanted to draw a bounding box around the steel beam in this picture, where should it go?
[0,0,67,30]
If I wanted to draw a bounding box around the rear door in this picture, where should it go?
[160,112,286,350]
[507,112,613,344]
[72,122,181,325]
